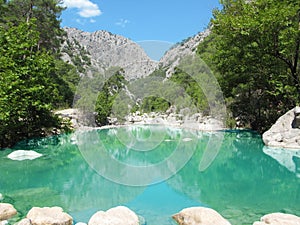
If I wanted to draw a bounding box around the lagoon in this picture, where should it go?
[0,125,299,225]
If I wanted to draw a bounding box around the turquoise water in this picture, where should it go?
[0,125,299,224]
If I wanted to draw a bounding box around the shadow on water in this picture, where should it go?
[0,126,299,225]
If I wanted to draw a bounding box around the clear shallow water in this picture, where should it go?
[0,125,299,225]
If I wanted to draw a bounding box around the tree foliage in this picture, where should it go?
[1,0,65,53]
[95,69,127,126]
[208,0,300,132]
[0,21,62,147]
[0,0,77,147]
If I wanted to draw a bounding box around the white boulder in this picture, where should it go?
[172,207,231,225]
[0,203,17,221]
[88,206,139,225]
[26,206,73,225]
[253,212,300,225]
[263,107,300,149]
[7,150,43,161]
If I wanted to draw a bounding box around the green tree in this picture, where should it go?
[54,60,80,107]
[0,21,63,148]
[139,96,171,113]
[1,0,65,52]
[95,69,127,126]
[211,0,300,131]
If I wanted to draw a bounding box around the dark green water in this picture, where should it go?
[0,125,299,224]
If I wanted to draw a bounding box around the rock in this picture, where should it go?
[182,138,193,142]
[253,212,300,225]
[16,218,32,225]
[263,107,300,149]
[172,207,231,225]
[63,27,158,80]
[0,203,17,221]
[160,29,211,77]
[88,206,139,225]
[26,207,73,225]
[0,221,8,225]
[55,108,79,128]
[7,150,43,161]
[0,194,3,201]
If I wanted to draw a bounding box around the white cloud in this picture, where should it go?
[115,19,130,28]
[63,0,102,18]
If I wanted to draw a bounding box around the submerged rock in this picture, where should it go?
[88,206,139,225]
[263,107,300,149]
[253,212,300,225]
[26,207,72,225]
[172,207,231,225]
[0,203,17,221]
[7,150,43,161]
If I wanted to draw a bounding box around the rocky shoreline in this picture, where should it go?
[1,203,300,225]
[55,108,225,132]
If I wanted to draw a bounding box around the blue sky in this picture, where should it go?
[61,0,221,44]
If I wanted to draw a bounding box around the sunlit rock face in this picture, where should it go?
[62,27,210,81]
[62,27,158,80]
[263,107,300,149]
[159,29,211,77]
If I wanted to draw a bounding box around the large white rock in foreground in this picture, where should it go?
[0,203,17,221]
[7,150,43,161]
[26,207,73,225]
[88,206,139,225]
[263,107,300,149]
[172,207,231,225]
[253,212,300,225]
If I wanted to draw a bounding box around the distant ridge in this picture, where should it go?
[61,27,210,79]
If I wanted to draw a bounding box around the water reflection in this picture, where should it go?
[0,128,299,225]
[167,131,300,224]
[75,125,198,186]
[263,146,300,177]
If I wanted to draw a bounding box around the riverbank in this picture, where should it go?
[55,108,226,132]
